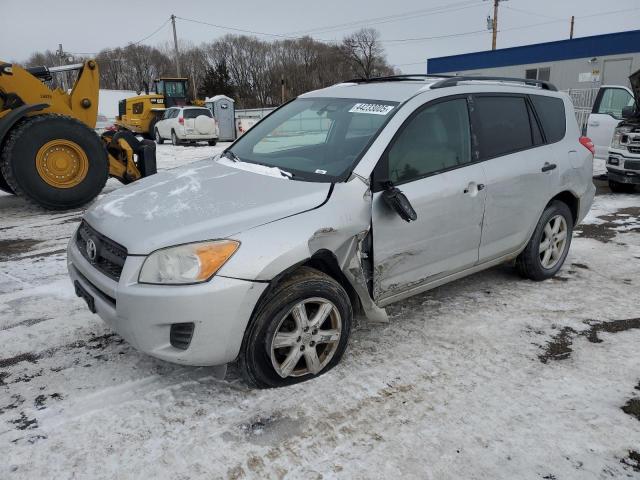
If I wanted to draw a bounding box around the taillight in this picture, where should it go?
[178,116,184,125]
[579,136,595,155]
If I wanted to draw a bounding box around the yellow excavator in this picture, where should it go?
[0,59,156,210]
[116,77,190,137]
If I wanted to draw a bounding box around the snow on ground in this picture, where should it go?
[1,151,640,479]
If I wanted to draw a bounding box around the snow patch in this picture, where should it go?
[217,156,291,179]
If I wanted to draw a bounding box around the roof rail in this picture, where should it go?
[343,74,453,84]
[430,76,558,91]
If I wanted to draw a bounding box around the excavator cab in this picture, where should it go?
[154,78,188,108]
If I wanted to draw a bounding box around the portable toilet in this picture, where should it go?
[206,95,236,141]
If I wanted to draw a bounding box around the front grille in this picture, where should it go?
[624,159,640,170]
[170,323,194,350]
[627,146,640,155]
[76,221,127,281]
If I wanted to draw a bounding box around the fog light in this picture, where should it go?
[609,157,620,166]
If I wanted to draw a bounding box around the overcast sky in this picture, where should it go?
[2,0,639,72]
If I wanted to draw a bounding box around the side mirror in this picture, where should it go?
[382,182,417,222]
[622,105,636,119]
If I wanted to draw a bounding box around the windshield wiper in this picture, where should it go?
[222,150,241,162]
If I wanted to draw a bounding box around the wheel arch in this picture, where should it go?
[0,103,48,149]
[249,249,363,325]
[548,190,579,225]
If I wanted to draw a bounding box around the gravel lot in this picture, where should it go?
[1,149,639,479]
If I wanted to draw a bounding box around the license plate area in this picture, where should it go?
[74,280,96,313]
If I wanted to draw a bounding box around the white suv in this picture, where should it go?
[154,106,218,146]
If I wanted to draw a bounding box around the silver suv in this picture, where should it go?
[68,75,595,388]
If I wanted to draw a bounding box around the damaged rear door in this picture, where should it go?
[371,96,486,301]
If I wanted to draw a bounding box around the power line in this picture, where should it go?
[382,29,488,44]
[130,17,171,46]
[502,4,565,21]
[287,1,484,36]
[175,16,305,40]
[392,6,640,70]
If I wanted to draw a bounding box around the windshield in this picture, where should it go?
[228,97,398,181]
[157,80,187,98]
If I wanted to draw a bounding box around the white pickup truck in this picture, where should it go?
[586,84,635,159]
[586,70,639,192]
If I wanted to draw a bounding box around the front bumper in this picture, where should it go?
[607,168,640,184]
[67,237,267,366]
[606,151,640,184]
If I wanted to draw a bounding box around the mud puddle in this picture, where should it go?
[574,206,640,243]
[539,318,640,363]
[0,239,43,260]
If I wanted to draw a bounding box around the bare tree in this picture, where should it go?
[341,28,392,79]
[20,28,394,107]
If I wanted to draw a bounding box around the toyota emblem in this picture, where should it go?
[86,239,97,261]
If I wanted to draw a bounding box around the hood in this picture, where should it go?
[85,159,331,254]
[630,68,640,106]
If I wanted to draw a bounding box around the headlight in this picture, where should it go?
[611,126,632,149]
[139,240,239,285]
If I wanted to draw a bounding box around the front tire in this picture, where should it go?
[239,267,352,389]
[0,169,15,195]
[516,201,573,281]
[0,115,108,210]
[154,128,164,144]
[608,179,636,193]
[208,139,217,146]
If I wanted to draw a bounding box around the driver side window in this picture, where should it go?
[387,98,471,184]
[594,88,634,119]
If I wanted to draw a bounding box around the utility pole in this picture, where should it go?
[485,0,506,50]
[569,15,575,39]
[56,43,68,91]
[170,14,182,77]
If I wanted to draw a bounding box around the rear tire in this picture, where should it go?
[516,201,573,281]
[154,128,164,144]
[0,115,108,210]
[608,179,636,193]
[171,130,181,146]
[239,267,352,389]
[208,139,217,146]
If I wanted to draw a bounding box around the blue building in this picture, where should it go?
[427,29,640,90]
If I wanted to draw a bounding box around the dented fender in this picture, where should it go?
[216,176,388,322]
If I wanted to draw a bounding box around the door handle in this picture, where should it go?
[589,121,600,127]
[463,182,485,194]
[541,163,557,172]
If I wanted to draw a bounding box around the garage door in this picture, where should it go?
[602,58,632,86]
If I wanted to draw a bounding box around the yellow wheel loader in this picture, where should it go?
[0,60,156,210]
[116,77,189,138]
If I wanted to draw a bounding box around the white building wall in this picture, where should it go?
[438,53,640,91]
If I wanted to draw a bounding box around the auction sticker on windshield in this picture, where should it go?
[349,103,395,115]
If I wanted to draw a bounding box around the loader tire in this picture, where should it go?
[0,115,109,210]
[0,169,15,195]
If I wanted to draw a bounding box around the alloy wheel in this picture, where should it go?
[269,297,342,378]
[539,214,568,269]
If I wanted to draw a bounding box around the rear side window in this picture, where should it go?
[183,109,213,119]
[530,95,566,143]
[474,96,533,159]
